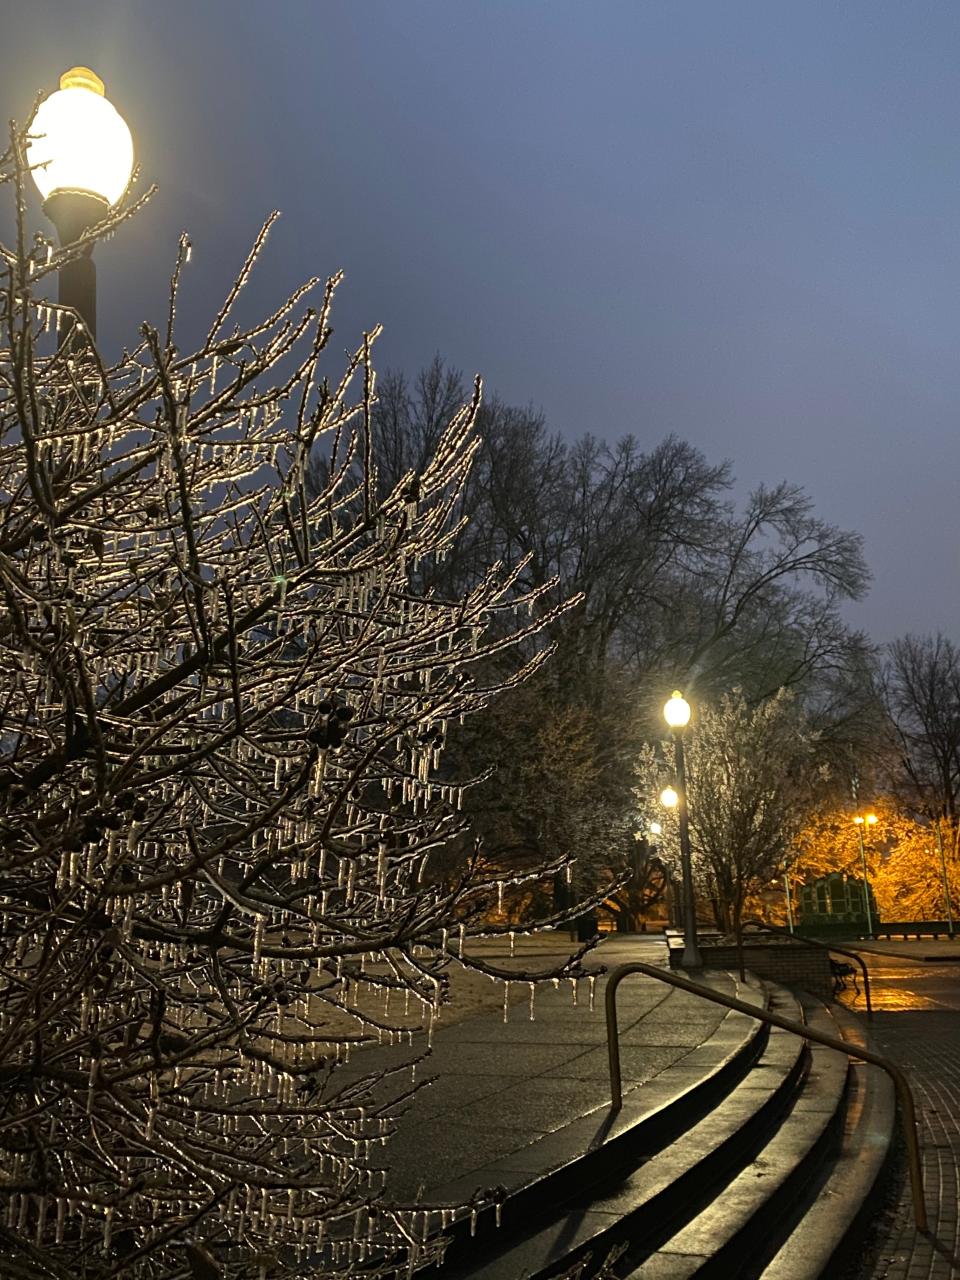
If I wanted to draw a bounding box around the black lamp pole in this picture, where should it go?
[44,190,107,341]
[672,730,703,969]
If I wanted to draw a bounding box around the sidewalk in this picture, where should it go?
[838,953,960,1279]
[840,937,960,964]
[330,935,759,1208]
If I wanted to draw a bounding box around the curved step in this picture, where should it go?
[758,1001,896,1280]
[625,992,848,1278]
[441,982,804,1280]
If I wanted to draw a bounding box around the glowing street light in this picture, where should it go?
[662,690,701,968]
[853,813,878,936]
[26,67,134,338]
[663,691,691,730]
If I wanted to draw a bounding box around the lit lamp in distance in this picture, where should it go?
[853,813,878,937]
[26,67,134,338]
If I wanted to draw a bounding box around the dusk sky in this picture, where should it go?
[5,2,960,643]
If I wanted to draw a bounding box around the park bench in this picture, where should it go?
[829,958,859,997]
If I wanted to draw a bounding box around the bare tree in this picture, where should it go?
[367,360,869,917]
[0,120,606,1279]
[883,633,960,825]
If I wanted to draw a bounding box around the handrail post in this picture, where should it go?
[603,960,926,1232]
[605,968,625,1110]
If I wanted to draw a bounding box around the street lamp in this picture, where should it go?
[26,67,134,338]
[782,872,795,933]
[662,691,702,968]
[933,818,954,937]
[853,813,878,937]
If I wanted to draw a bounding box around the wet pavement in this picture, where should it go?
[374,935,743,1204]
[838,951,960,1278]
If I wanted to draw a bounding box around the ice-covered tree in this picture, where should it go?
[0,118,601,1279]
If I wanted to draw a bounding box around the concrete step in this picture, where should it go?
[626,992,849,1278]
[439,982,805,1280]
[758,1001,896,1280]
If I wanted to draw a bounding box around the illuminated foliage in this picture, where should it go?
[872,818,960,922]
[789,797,960,924]
[789,795,905,886]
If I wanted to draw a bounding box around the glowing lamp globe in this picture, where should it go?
[660,786,679,809]
[663,691,691,730]
[27,67,133,207]
[649,821,663,836]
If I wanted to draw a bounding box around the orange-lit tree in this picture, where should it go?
[789,795,906,885]
[786,795,958,924]
[871,818,960,921]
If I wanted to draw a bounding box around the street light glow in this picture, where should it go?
[27,67,134,207]
[660,786,679,809]
[663,690,691,729]
[649,821,663,836]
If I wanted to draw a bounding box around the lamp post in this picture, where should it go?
[26,67,134,339]
[662,691,702,968]
[657,791,683,930]
[933,818,954,937]
[783,873,795,933]
[853,813,878,937]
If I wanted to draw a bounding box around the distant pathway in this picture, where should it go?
[845,953,960,1279]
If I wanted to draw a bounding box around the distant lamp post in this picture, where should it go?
[853,813,878,936]
[933,818,954,937]
[26,67,134,338]
[648,821,662,838]
[782,873,795,933]
[662,691,701,968]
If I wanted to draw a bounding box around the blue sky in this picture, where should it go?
[5,1,960,641]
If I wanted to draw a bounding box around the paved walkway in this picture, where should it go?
[332,935,749,1209]
[838,951,960,1279]
[847,939,960,965]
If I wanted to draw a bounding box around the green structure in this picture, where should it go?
[798,872,879,928]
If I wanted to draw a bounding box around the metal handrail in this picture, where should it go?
[741,918,872,1018]
[605,961,926,1232]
